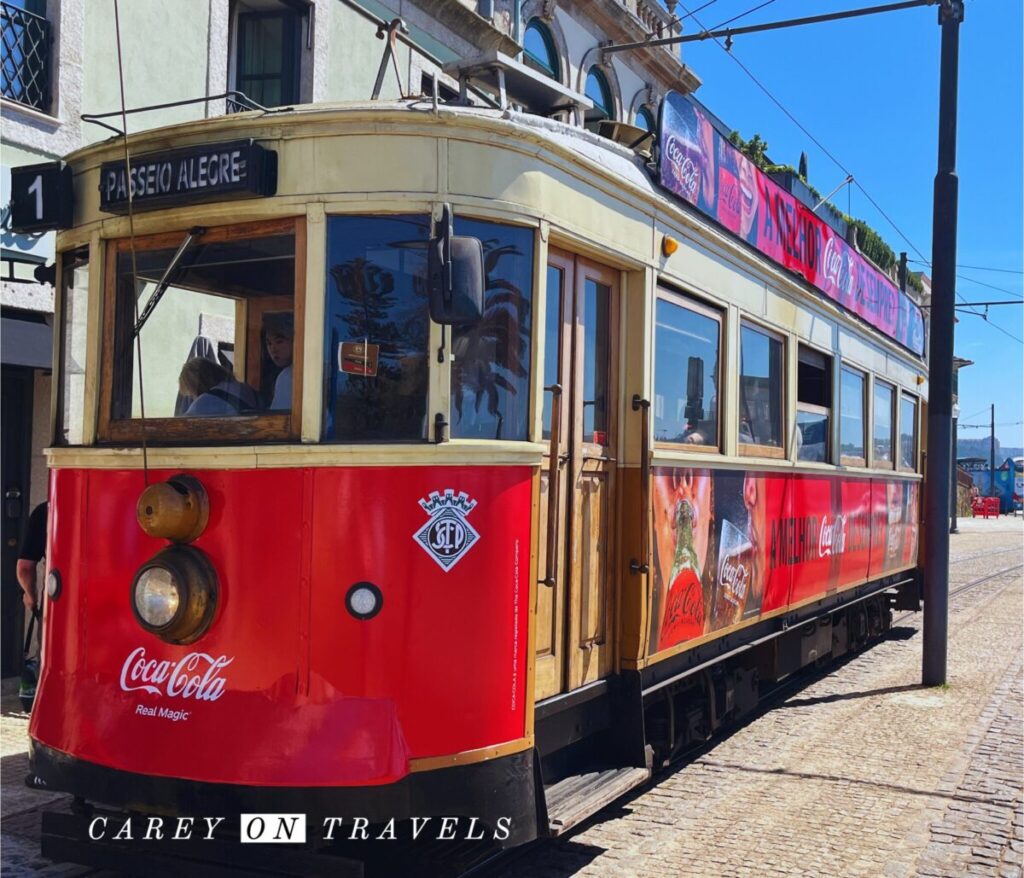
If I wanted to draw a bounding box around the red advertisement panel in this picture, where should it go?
[32,465,531,787]
[651,467,920,655]
[658,91,926,357]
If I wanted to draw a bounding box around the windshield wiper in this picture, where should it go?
[132,226,206,338]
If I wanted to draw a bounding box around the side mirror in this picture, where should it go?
[428,205,484,326]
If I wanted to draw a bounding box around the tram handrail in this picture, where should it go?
[630,394,651,576]
[540,383,562,587]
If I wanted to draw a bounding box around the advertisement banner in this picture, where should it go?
[658,92,926,357]
[650,467,920,654]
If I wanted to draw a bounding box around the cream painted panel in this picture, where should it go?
[448,140,650,260]
[886,355,926,394]
[276,136,439,197]
[657,227,765,314]
[839,329,887,374]
[793,307,835,351]
[765,287,798,330]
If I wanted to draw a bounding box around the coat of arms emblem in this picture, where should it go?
[413,490,480,571]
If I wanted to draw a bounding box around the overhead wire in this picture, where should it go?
[706,0,778,33]
[908,259,1023,275]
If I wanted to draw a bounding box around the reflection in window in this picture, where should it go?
[322,216,430,441]
[523,19,559,79]
[451,219,534,440]
[110,230,295,424]
[900,395,918,469]
[584,67,613,131]
[797,346,831,461]
[58,248,89,445]
[541,265,563,441]
[739,324,783,449]
[874,381,894,465]
[654,295,720,447]
[581,278,610,444]
[840,367,866,462]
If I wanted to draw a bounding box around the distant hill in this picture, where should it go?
[957,438,1023,462]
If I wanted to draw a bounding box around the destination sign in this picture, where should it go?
[99,140,277,214]
[658,92,926,357]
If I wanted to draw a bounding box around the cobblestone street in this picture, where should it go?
[2,517,1022,877]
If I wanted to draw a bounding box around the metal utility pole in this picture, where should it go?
[989,404,996,496]
[922,0,964,687]
[898,252,908,292]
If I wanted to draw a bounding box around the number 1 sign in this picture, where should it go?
[10,161,73,233]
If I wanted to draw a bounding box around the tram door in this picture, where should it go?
[536,250,619,700]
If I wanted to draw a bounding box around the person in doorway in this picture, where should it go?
[17,501,47,613]
[179,358,260,416]
[265,314,294,410]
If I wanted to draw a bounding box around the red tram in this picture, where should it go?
[22,96,926,869]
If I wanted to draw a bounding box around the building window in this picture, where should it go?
[523,19,558,80]
[233,3,302,109]
[739,322,784,456]
[839,366,866,465]
[873,380,895,467]
[1,0,52,112]
[654,292,721,449]
[634,106,656,133]
[584,67,613,131]
[900,394,918,471]
[796,346,831,462]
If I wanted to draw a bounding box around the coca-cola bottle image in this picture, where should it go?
[710,518,754,630]
[716,138,741,234]
[658,500,706,651]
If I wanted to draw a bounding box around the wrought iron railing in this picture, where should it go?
[1,1,52,112]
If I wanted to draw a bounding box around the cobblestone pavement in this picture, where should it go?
[2,517,1021,877]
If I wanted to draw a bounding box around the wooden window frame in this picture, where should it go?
[839,364,867,467]
[796,343,832,464]
[98,217,305,445]
[872,378,896,470]
[738,319,786,460]
[653,287,723,455]
[898,391,919,473]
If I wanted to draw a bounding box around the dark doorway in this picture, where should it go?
[1,366,34,678]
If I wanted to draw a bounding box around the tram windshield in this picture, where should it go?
[106,221,297,438]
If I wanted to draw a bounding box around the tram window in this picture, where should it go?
[322,215,430,442]
[451,219,534,441]
[900,394,919,470]
[57,248,89,446]
[105,222,298,440]
[654,294,720,449]
[839,367,867,465]
[796,346,831,462]
[738,323,784,455]
[874,380,895,467]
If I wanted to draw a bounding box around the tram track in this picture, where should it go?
[894,562,1024,626]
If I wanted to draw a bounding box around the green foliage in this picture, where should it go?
[728,131,770,167]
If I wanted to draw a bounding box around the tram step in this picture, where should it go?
[545,765,651,836]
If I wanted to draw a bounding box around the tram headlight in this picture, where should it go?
[45,570,62,601]
[131,546,218,644]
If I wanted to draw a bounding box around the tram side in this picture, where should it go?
[25,105,925,864]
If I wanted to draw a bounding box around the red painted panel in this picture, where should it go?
[836,478,872,590]
[787,475,834,606]
[31,465,532,787]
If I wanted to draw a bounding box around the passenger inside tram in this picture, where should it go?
[263,313,294,410]
[178,358,261,416]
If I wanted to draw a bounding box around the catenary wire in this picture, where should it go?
[706,0,778,33]
[909,259,1024,275]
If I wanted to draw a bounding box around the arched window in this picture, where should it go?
[634,105,657,133]
[584,67,613,131]
[523,19,559,80]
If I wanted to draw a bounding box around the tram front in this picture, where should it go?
[29,107,542,851]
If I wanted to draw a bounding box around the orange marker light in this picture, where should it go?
[662,235,679,257]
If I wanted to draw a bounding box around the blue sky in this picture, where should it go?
[667,0,1023,450]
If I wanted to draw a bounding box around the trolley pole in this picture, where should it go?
[922,0,964,687]
[989,404,996,496]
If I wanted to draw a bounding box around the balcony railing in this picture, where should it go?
[1,1,51,112]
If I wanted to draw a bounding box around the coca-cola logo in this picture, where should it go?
[720,556,749,603]
[822,237,853,296]
[818,515,847,558]
[119,647,233,702]
[665,136,699,201]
